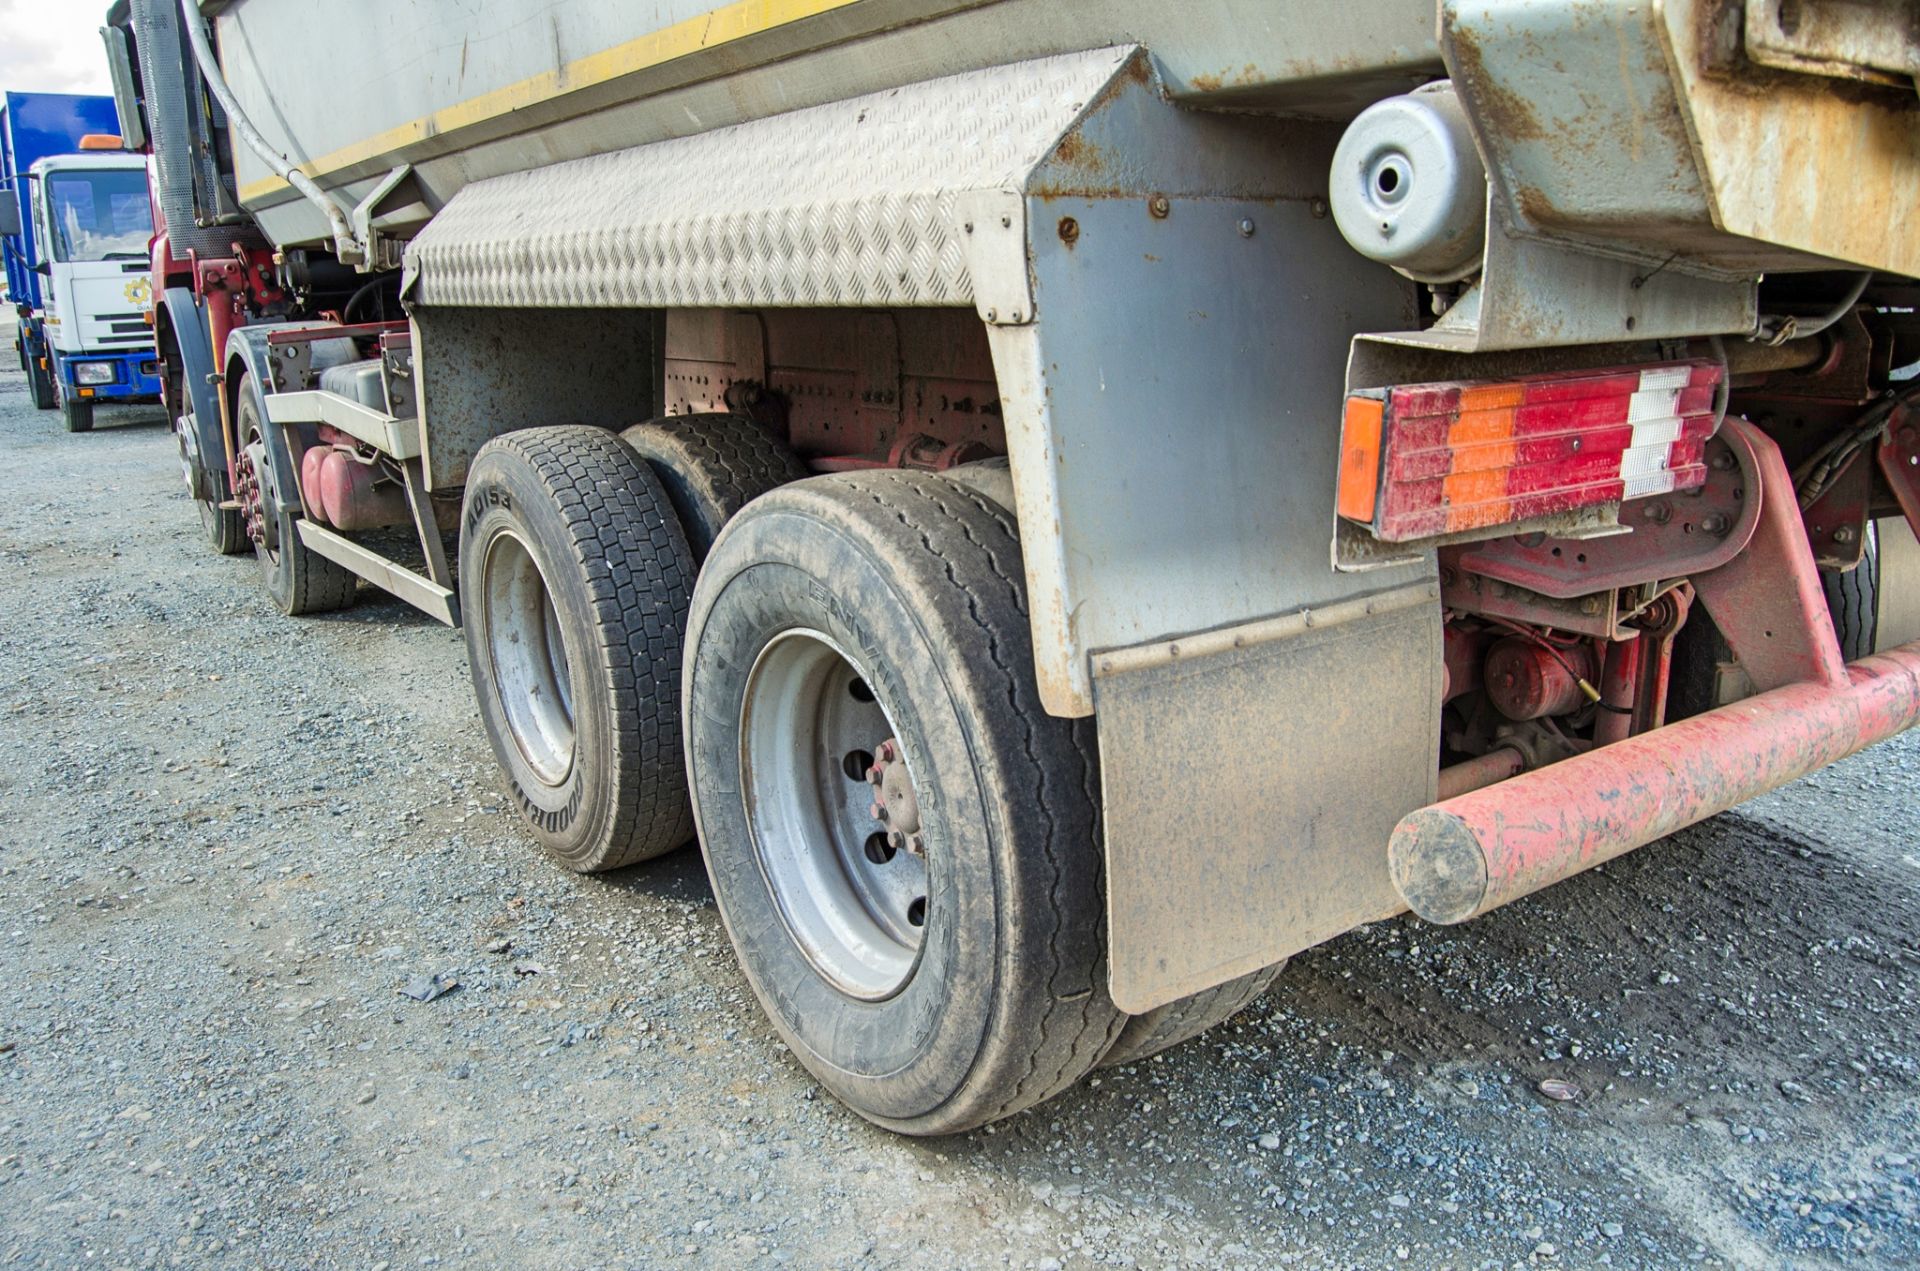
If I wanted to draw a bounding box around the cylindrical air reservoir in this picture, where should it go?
[1329,82,1487,283]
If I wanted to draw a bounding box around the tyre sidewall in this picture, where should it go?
[687,506,1002,1125]
[460,455,622,868]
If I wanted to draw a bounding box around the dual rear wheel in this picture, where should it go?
[460,420,1275,1131]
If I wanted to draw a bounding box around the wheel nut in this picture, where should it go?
[906,833,926,857]
[888,830,907,851]
[870,801,888,822]
[867,765,884,786]
[877,740,895,762]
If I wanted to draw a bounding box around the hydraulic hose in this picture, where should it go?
[1751,272,1872,346]
[175,0,362,262]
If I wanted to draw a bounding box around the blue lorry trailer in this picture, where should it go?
[2,91,160,431]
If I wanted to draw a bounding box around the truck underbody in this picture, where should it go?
[108,0,1920,1133]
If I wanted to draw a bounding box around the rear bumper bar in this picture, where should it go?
[1390,639,1920,924]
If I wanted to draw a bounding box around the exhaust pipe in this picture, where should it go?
[1390,640,1920,925]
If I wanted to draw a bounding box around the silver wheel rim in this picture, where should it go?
[483,530,576,786]
[740,629,929,1000]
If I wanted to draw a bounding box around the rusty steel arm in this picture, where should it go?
[1390,640,1920,924]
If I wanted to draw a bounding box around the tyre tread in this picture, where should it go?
[480,426,696,869]
[835,472,1124,1126]
[1099,964,1283,1070]
[619,414,808,560]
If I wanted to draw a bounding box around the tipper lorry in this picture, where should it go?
[109,0,1920,1133]
[1,91,159,432]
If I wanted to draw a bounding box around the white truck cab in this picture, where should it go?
[28,150,158,430]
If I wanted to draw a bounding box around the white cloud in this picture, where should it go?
[0,0,114,97]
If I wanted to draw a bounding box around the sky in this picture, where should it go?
[0,0,115,97]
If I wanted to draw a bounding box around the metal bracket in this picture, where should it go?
[952,189,1033,326]
[296,519,457,626]
[351,164,414,273]
[1691,417,1848,691]
[1452,431,1762,598]
[1393,203,1757,354]
[264,389,422,460]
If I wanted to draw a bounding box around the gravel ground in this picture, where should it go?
[1,364,1916,1270]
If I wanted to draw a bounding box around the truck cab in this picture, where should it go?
[27,150,158,431]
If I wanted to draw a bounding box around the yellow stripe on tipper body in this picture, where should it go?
[235,0,869,203]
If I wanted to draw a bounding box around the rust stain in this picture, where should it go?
[1051,131,1106,177]
[1449,25,1546,142]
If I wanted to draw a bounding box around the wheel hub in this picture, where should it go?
[235,442,269,548]
[740,630,931,1000]
[865,738,924,857]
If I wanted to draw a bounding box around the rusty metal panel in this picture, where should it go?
[411,306,665,489]
[1095,584,1440,1015]
[1441,0,1920,279]
[1660,1,1920,279]
[1743,0,1920,90]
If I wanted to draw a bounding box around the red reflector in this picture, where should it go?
[1339,361,1723,543]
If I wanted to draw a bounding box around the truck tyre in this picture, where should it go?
[1098,964,1283,1069]
[61,393,93,433]
[461,426,698,872]
[1821,522,1879,661]
[618,413,809,562]
[684,471,1124,1134]
[198,490,249,557]
[235,383,356,615]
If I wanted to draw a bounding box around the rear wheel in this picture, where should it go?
[461,426,697,871]
[235,383,355,615]
[685,471,1123,1134]
[1099,964,1284,1069]
[619,413,809,562]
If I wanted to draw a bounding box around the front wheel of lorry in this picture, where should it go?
[23,339,54,410]
[234,381,356,615]
[461,426,698,871]
[683,471,1124,1135]
[197,479,249,556]
[60,390,93,433]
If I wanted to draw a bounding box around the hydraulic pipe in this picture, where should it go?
[176,0,362,262]
[1390,639,1920,925]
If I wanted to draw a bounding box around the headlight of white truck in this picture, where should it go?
[72,362,116,386]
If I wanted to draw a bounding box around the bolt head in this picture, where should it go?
[870,802,888,822]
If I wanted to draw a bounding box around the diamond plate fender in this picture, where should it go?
[402,47,1132,310]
